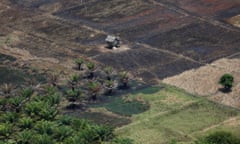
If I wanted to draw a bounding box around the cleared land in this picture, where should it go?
[0,1,240,143]
[1,0,239,84]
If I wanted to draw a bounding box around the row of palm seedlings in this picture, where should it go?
[49,58,131,108]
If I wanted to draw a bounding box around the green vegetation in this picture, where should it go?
[118,71,129,88]
[1,57,239,144]
[103,66,114,81]
[104,79,114,95]
[219,74,234,92]
[0,86,130,144]
[87,81,101,100]
[94,96,149,116]
[114,86,240,144]
[0,66,46,85]
[195,131,240,144]
[86,62,96,79]
[75,58,84,71]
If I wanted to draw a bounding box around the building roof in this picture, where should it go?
[105,35,118,42]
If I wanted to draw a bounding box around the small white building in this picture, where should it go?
[105,35,120,48]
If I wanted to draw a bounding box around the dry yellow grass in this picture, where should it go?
[163,58,240,108]
[227,14,240,28]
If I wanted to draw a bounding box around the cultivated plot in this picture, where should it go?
[144,22,240,63]
[156,0,240,19]
[115,86,240,144]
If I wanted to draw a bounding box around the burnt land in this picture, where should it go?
[0,0,240,84]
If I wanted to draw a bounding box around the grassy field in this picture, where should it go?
[112,85,240,144]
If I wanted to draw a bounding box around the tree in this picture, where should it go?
[9,96,24,112]
[53,125,73,141]
[104,80,114,95]
[16,130,33,144]
[104,66,113,80]
[87,81,101,100]
[0,123,12,138]
[69,74,80,91]
[86,62,96,79]
[38,105,58,120]
[1,112,18,123]
[1,83,14,97]
[34,120,55,135]
[32,134,54,144]
[219,74,234,92]
[75,58,84,71]
[65,89,79,108]
[20,88,34,100]
[18,117,33,129]
[119,71,129,89]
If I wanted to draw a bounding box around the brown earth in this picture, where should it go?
[228,15,240,28]
[0,0,240,107]
[163,58,240,108]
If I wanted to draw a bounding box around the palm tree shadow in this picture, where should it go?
[66,104,86,110]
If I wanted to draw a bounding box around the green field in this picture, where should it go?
[94,85,240,144]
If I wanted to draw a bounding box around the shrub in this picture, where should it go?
[195,131,240,144]
[219,74,234,92]
[113,137,134,144]
[18,117,33,129]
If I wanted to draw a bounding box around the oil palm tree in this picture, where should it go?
[18,117,33,129]
[32,134,54,144]
[53,125,73,141]
[20,88,34,101]
[1,111,18,123]
[104,80,114,95]
[9,96,24,112]
[24,101,44,117]
[34,120,55,135]
[119,71,129,88]
[1,83,14,97]
[86,62,96,79]
[0,123,12,138]
[104,66,113,80]
[87,81,101,100]
[38,105,58,120]
[16,130,33,144]
[65,89,79,106]
[75,58,84,71]
[69,74,80,91]
[65,89,85,109]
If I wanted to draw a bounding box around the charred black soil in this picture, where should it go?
[1,0,240,84]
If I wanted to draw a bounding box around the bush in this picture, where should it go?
[113,138,134,144]
[18,117,33,129]
[195,131,240,144]
[219,74,234,92]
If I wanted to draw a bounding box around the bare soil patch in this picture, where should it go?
[228,15,240,28]
[163,58,240,108]
[1,0,240,86]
